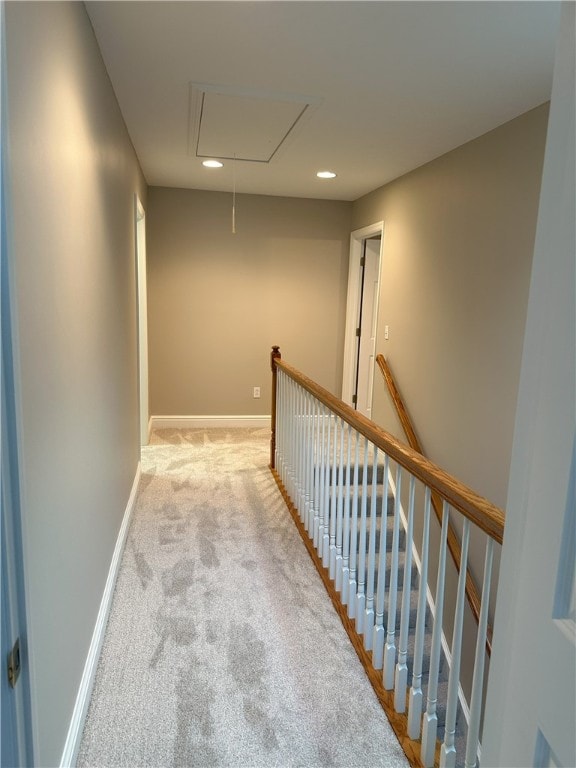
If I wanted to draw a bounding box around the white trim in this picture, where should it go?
[149,415,271,430]
[135,195,149,448]
[60,464,141,768]
[342,221,384,406]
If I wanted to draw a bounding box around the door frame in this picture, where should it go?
[1,4,36,757]
[342,221,384,407]
[135,195,149,447]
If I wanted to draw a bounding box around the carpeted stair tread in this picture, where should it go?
[325,463,388,487]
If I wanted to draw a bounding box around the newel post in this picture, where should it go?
[270,346,281,469]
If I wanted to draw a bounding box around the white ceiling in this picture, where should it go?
[85,1,560,201]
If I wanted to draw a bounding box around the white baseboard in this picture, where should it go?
[60,463,141,768]
[149,415,271,430]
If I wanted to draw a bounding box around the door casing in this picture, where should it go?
[342,222,384,411]
[1,5,36,756]
[135,196,149,447]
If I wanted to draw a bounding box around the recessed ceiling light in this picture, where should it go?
[317,170,337,179]
[202,159,224,168]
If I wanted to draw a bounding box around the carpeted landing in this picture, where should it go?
[77,428,409,768]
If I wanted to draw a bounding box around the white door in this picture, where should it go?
[482,8,575,767]
[355,237,381,419]
[342,222,383,413]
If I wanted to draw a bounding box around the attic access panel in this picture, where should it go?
[189,83,320,163]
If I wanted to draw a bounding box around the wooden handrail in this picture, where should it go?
[270,348,504,545]
[376,353,494,651]
[376,355,422,455]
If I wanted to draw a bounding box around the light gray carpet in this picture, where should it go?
[77,428,409,768]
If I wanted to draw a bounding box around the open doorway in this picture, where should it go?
[342,222,383,420]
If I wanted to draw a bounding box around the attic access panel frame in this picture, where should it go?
[188,82,321,164]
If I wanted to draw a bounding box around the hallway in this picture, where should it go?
[3,4,572,765]
[77,428,409,768]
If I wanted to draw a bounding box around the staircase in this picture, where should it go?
[269,347,504,768]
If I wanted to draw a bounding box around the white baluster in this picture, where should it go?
[394,474,416,712]
[292,383,299,502]
[294,383,301,505]
[464,538,494,768]
[340,424,353,603]
[311,397,320,534]
[300,389,306,512]
[275,370,283,476]
[308,396,319,534]
[327,416,339,573]
[383,465,403,689]
[281,373,289,489]
[321,414,332,565]
[440,518,470,768]
[275,370,281,472]
[372,454,390,669]
[363,446,379,649]
[280,372,288,477]
[302,391,311,530]
[421,501,450,768]
[355,439,370,633]
[297,387,306,523]
[283,373,291,489]
[277,371,284,481]
[297,387,305,521]
[440,519,470,768]
[286,377,294,496]
[293,384,300,501]
[308,394,315,531]
[304,393,312,531]
[311,398,320,536]
[314,404,327,551]
[408,487,432,739]
[334,419,345,585]
[348,434,362,620]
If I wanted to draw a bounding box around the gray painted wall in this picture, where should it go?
[352,104,549,511]
[146,187,352,416]
[5,3,146,764]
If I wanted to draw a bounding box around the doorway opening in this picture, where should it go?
[342,222,383,420]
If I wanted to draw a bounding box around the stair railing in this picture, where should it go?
[269,346,504,768]
[376,354,493,654]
